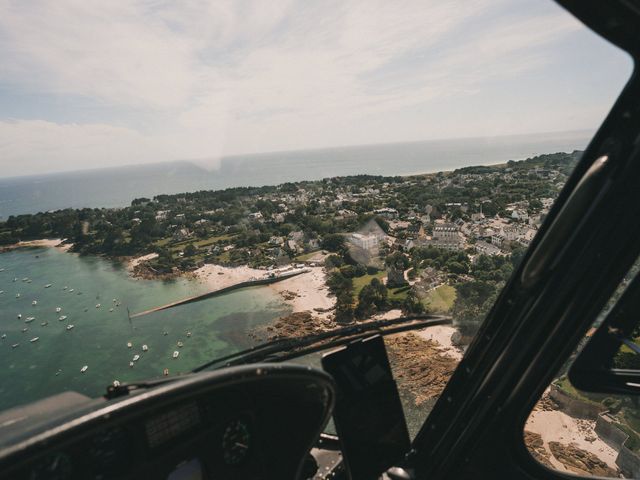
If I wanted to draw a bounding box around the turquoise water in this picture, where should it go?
[0,247,288,411]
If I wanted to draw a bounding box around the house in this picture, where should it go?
[406,222,425,239]
[350,233,380,251]
[475,240,501,256]
[374,207,399,219]
[248,212,263,221]
[172,228,192,241]
[429,223,462,250]
[268,236,284,246]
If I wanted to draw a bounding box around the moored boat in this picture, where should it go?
[25,317,35,323]
[80,365,88,373]
[30,337,39,343]
[132,354,140,362]
[59,315,67,321]
[142,344,148,352]
[172,351,179,359]
[66,324,74,331]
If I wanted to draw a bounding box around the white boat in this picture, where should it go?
[22,278,28,282]
[41,321,48,326]
[186,331,192,337]
[55,369,61,376]
[66,324,74,331]
[11,343,19,348]
[21,327,28,333]
[1,334,6,339]
[177,341,184,348]
[142,344,148,352]
[59,315,67,321]
[113,299,117,303]
[132,354,140,362]
[69,289,74,293]
[63,286,67,290]
[109,308,114,312]
[32,300,37,306]
[13,278,17,282]
[95,304,101,308]
[80,365,88,373]
[17,314,22,319]
[30,336,39,343]
[16,293,20,298]
[163,331,168,336]
[0,291,3,294]
[172,351,179,359]
[55,307,62,313]
[44,284,52,288]
[129,362,134,368]
[26,279,32,283]
[0,268,4,272]
[25,317,35,323]
[127,342,132,348]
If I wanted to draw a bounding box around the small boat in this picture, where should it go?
[186,331,192,337]
[132,354,140,362]
[11,343,19,348]
[109,308,113,312]
[127,342,132,348]
[172,351,179,359]
[66,324,74,331]
[21,327,28,333]
[44,284,52,288]
[112,299,117,303]
[25,317,35,323]
[80,365,88,373]
[55,369,62,376]
[58,315,67,321]
[27,279,32,283]
[1,334,6,339]
[142,344,148,352]
[40,321,48,326]
[22,277,28,282]
[17,314,22,319]
[13,278,17,282]
[0,291,3,294]
[32,300,37,306]
[163,331,168,336]
[69,288,74,293]
[177,341,184,348]
[113,380,121,387]
[96,304,101,308]
[63,286,67,290]
[15,293,20,298]
[55,307,62,313]
[163,368,169,376]
[30,337,39,343]
[129,362,134,368]
[0,268,4,272]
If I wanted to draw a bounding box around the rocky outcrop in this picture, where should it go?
[548,441,619,477]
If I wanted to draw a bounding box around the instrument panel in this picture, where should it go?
[0,365,335,480]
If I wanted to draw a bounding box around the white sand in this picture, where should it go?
[268,267,334,319]
[128,253,159,271]
[194,264,266,290]
[417,325,463,361]
[15,238,71,251]
[526,410,619,472]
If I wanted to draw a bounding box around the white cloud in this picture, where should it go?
[0,0,630,176]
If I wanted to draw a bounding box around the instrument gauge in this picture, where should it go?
[221,418,251,466]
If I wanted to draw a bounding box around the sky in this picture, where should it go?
[0,0,633,177]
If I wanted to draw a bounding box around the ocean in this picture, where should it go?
[0,130,592,218]
[0,247,288,411]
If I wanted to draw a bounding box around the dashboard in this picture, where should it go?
[0,364,335,480]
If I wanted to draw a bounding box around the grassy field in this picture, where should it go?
[424,284,456,313]
[294,250,323,262]
[352,271,386,298]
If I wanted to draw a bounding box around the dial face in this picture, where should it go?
[221,419,251,466]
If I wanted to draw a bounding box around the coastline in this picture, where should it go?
[1,238,72,253]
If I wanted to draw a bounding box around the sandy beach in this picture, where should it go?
[127,252,159,271]
[268,267,334,319]
[417,325,463,360]
[526,409,619,472]
[3,238,72,252]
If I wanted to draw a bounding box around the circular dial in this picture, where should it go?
[221,419,251,466]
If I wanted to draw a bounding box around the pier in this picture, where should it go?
[130,269,308,318]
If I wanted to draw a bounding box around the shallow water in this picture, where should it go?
[0,247,288,411]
